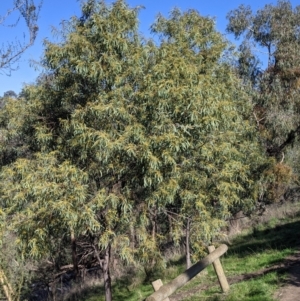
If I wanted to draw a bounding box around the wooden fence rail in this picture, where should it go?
[146,244,228,301]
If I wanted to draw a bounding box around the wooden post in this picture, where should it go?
[207,245,229,293]
[151,279,170,301]
[146,244,228,301]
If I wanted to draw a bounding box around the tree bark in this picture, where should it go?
[151,208,158,242]
[103,245,112,301]
[94,244,112,301]
[267,124,300,157]
[70,230,79,278]
[168,214,173,241]
[130,224,135,250]
[186,217,191,269]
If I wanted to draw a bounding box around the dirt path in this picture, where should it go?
[170,250,300,301]
[274,250,300,301]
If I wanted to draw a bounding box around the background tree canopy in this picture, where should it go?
[227,0,300,203]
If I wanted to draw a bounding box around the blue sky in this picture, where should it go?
[0,0,298,95]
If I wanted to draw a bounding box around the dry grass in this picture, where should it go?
[35,200,300,301]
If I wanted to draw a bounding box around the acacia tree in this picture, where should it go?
[0,1,266,300]
[149,9,266,265]
[227,0,300,202]
[0,91,38,301]
[0,0,42,74]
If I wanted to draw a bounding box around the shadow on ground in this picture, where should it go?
[227,218,300,259]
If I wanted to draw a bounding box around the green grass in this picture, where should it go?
[185,272,281,301]
[79,203,300,301]
[81,284,152,301]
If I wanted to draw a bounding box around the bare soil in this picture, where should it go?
[274,249,300,301]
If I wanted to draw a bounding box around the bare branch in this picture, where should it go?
[267,124,300,157]
[280,152,285,164]
[0,0,24,25]
[0,0,43,75]
[253,112,265,127]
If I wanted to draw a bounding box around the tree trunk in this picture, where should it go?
[130,224,135,250]
[168,214,173,241]
[103,246,112,301]
[93,244,113,301]
[186,217,191,269]
[70,230,79,278]
[151,208,158,242]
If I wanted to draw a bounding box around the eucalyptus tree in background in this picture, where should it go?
[0,0,42,74]
[0,0,266,300]
[227,0,300,202]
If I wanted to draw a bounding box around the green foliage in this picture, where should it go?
[0,230,33,301]
[81,201,300,301]
[0,1,267,299]
[227,0,300,203]
[0,152,93,258]
[0,98,27,166]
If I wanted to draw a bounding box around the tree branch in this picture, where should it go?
[0,0,42,74]
[267,124,300,157]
